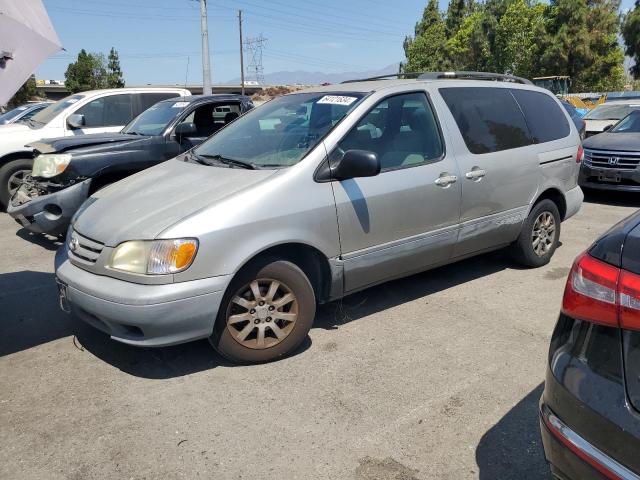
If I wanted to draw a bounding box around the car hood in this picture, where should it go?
[0,122,31,135]
[583,133,640,152]
[73,157,278,246]
[28,133,147,154]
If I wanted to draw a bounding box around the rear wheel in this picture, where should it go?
[0,158,33,208]
[210,260,315,364]
[510,199,561,268]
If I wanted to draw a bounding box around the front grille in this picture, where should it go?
[584,149,640,170]
[68,229,104,265]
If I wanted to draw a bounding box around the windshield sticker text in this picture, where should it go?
[317,95,358,106]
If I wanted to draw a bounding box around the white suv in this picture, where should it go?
[0,87,191,206]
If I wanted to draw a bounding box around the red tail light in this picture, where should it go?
[620,270,640,330]
[562,252,640,330]
[576,144,584,163]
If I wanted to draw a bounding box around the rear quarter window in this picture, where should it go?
[439,87,532,154]
[511,90,571,143]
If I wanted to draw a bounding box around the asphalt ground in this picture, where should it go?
[1,190,638,480]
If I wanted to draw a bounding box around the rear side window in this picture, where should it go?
[138,92,181,114]
[76,94,134,127]
[511,90,570,142]
[440,87,532,154]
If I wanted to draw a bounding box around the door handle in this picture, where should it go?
[434,174,458,187]
[465,168,487,180]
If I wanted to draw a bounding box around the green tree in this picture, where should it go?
[64,49,108,93]
[541,0,624,91]
[107,47,125,88]
[446,0,468,37]
[447,11,492,71]
[402,0,450,72]
[622,1,640,78]
[494,0,547,78]
[6,75,38,108]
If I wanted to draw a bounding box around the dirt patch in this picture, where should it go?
[544,267,571,280]
[355,457,421,480]
[322,342,338,352]
[442,394,464,417]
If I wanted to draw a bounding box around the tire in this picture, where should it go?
[0,158,33,209]
[510,199,561,268]
[210,259,316,364]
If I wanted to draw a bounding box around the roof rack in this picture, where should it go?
[341,72,424,83]
[341,71,532,85]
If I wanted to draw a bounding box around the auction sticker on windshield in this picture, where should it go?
[172,102,190,108]
[317,95,358,106]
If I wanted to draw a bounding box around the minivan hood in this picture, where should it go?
[29,133,145,154]
[73,157,278,246]
[583,133,640,152]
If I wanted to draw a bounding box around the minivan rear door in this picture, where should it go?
[438,86,539,257]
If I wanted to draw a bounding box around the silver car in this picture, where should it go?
[55,73,584,364]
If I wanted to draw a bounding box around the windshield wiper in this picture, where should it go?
[198,153,255,169]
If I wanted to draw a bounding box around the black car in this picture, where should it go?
[540,210,640,479]
[7,94,253,236]
[579,110,640,192]
[560,100,586,139]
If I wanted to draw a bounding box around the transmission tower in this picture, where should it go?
[244,34,267,85]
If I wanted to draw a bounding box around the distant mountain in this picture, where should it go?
[224,63,401,86]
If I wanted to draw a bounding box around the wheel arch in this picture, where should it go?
[531,187,567,221]
[0,150,35,166]
[231,242,334,304]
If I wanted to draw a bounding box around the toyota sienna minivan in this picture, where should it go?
[55,72,584,364]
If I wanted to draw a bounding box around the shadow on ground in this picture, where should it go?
[315,249,515,330]
[475,383,552,480]
[583,189,640,208]
[0,269,310,379]
[2,249,517,378]
[15,228,63,251]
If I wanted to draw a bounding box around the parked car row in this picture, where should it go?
[7,94,253,235]
[0,87,192,206]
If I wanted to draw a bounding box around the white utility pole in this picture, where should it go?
[199,0,212,95]
[239,9,245,96]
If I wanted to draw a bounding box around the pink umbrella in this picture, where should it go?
[0,0,62,105]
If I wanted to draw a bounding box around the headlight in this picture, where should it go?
[32,154,72,178]
[109,239,198,275]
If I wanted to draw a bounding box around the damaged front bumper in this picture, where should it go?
[7,178,92,236]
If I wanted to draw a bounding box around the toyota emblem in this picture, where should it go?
[69,236,79,252]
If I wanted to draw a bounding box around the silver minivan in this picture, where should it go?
[55,73,584,364]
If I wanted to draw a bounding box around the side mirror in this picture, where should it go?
[333,149,381,180]
[174,122,196,140]
[603,124,614,132]
[66,113,85,129]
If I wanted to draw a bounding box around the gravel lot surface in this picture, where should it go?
[1,191,638,480]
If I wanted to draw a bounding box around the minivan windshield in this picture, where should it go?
[584,103,640,121]
[611,111,640,133]
[122,99,187,136]
[30,94,86,126]
[193,92,364,167]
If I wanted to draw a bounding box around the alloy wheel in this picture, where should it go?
[532,211,556,257]
[226,278,298,349]
[8,169,29,196]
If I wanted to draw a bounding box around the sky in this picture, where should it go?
[38,0,636,86]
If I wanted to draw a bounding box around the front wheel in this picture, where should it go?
[0,158,33,208]
[510,199,561,268]
[210,260,316,364]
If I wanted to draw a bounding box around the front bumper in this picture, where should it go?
[579,164,640,192]
[55,247,231,347]
[7,179,91,235]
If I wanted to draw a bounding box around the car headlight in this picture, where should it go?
[109,239,198,275]
[32,153,72,178]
